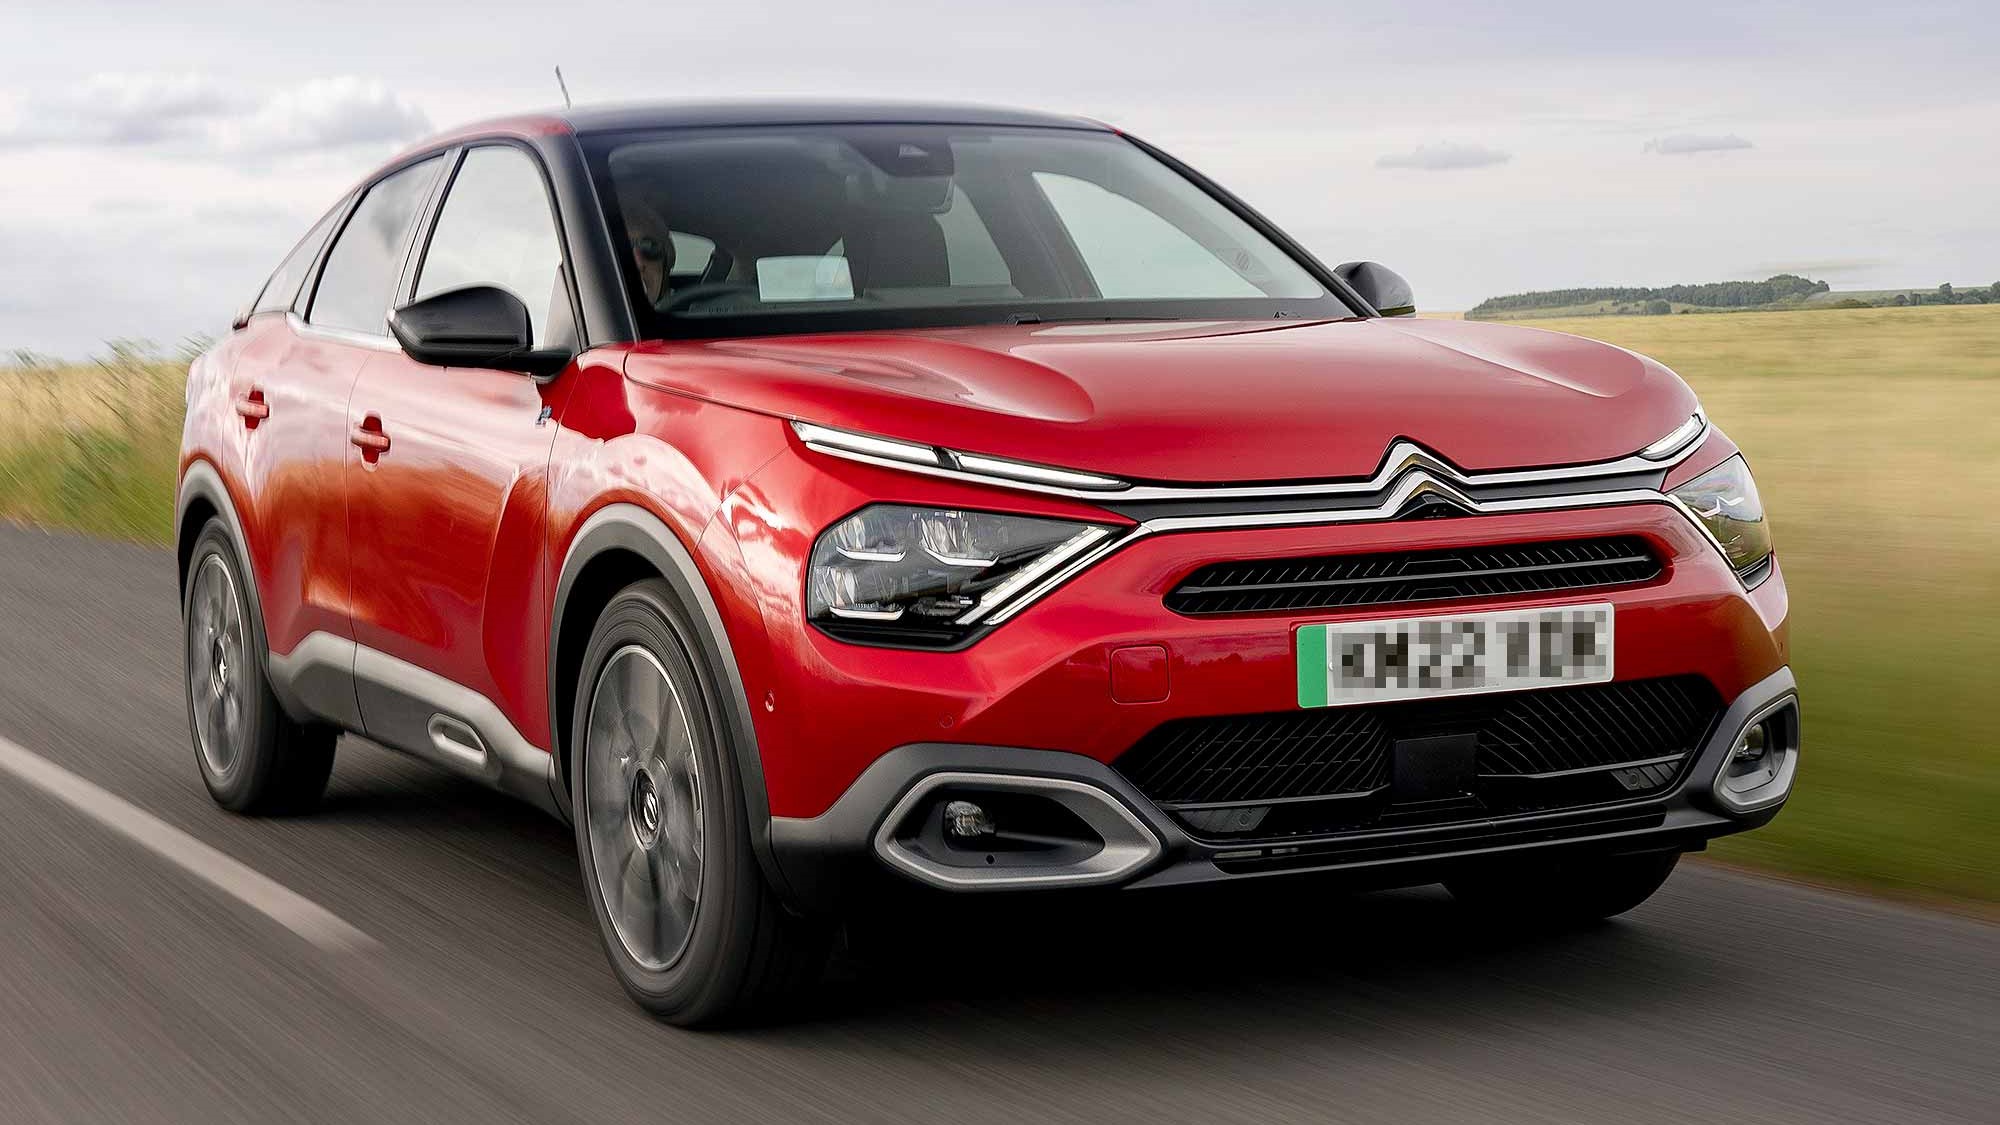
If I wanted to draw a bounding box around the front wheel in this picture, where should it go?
[570,580,828,1026]
[1445,850,1681,926]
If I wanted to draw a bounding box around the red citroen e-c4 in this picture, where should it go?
[178,100,1798,1024]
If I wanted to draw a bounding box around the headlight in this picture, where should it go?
[808,505,1115,647]
[1670,455,1773,580]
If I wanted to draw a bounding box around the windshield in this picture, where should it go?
[585,125,1352,337]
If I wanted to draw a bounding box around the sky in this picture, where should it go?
[2,0,1995,356]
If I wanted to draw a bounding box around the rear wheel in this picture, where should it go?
[182,520,336,814]
[1445,850,1680,926]
[571,580,828,1026]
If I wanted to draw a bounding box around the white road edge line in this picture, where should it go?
[0,734,379,954]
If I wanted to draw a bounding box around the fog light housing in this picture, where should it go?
[1713,698,1800,813]
[943,800,996,840]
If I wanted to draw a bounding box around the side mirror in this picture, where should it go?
[1334,261,1416,318]
[389,286,570,377]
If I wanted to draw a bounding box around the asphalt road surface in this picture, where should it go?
[0,522,1993,1124]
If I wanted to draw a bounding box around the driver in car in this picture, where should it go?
[617,184,674,306]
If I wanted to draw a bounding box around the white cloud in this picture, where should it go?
[219,77,432,154]
[1645,133,1754,155]
[0,73,429,155]
[1376,143,1513,171]
[0,72,232,147]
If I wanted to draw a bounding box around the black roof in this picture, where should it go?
[554,98,1111,135]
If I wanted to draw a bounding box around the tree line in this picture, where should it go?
[1471,276,2000,317]
[1891,282,2000,307]
[1470,274,1831,316]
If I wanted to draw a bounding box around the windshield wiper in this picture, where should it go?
[1003,312,1182,326]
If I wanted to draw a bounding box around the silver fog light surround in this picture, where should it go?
[1713,696,1801,812]
[874,772,1162,890]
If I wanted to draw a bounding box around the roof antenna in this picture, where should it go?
[554,66,573,109]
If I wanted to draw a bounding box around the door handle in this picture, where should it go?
[234,389,270,428]
[351,415,391,463]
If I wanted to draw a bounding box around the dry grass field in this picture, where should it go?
[1515,305,2000,902]
[5,304,1997,901]
[0,344,188,542]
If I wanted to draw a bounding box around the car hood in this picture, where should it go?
[621,317,1698,483]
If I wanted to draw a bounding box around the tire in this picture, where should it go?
[570,579,829,1026]
[182,520,336,815]
[1445,850,1681,926]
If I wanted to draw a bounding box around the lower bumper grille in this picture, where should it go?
[1114,676,1722,840]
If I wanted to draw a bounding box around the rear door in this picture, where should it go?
[233,156,444,678]
[225,202,350,660]
[343,142,576,754]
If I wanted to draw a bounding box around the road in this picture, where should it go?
[0,522,1992,1124]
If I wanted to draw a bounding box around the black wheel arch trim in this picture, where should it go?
[175,461,299,722]
[549,503,788,897]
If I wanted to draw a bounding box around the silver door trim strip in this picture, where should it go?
[267,632,562,817]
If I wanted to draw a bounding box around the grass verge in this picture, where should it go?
[0,344,188,544]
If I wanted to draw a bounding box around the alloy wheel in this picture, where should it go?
[583,645,705,971]
[187,552,248,778]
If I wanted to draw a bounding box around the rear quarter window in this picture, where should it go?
[251,203,346,316]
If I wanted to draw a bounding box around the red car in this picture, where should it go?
[178,100,1798,1024]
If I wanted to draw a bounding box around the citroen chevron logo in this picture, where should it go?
[1392,473,1477,519]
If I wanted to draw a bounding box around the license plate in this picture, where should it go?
[1296,604,1614,707]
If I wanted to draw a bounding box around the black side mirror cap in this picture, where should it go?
[1334,261,1416,318]
[389,286,571,376]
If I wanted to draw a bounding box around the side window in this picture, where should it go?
[1032,172,1263,299]
[415,146,567,347]
[308,156,445,336]
[252,203,345,316]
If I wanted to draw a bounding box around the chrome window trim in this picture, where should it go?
[287,312,402,353]
[791,415,1710,503]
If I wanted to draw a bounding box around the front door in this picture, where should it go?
[343,143,577,756]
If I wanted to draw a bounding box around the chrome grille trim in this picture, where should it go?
[790,415,1711,503]
[791,415,1740,631]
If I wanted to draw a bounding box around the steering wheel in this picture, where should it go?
[657,282,761,314]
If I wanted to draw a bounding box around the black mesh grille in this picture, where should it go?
[1166,537,1661,616]
[1116,707,1393,808]
[1474,676,1716,778]
[1115,676,1721,839]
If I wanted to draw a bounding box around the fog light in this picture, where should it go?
[943,800,996,840]
[1732,723,1769,765]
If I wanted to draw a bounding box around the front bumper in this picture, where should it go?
[769,665,1798,910]
[730,432,1795,908]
